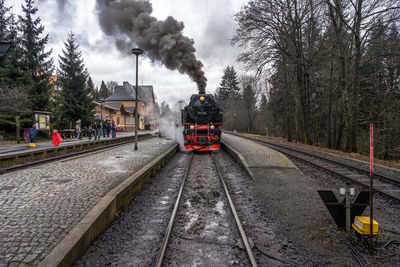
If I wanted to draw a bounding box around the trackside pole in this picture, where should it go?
[369,123,374,255]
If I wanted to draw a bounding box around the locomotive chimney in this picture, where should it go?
[199,86,205,94]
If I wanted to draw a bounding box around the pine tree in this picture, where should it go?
[18,0,53,111]
[57,32,94,127]
[99,80,108,99]
[242,80,257,133]
[0,0,11,42]
[0,12,28,87]
[217,65,240,109]
[87,76,97,100]
[0,1,27,87]
[160,101,171,117]
[106,80,117,96]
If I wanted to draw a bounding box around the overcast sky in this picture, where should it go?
[7,0,248,106]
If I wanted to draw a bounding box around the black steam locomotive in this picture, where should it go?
[181,94,223,151]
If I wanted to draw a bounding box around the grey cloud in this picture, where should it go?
[37,0,73,27]
[37,0,68,13]
[95,0,207,93]
[197,2,238,66]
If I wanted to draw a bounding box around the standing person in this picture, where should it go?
[96,121,101,140]
[102,119,106,137]
[76,120,81,140]
[88,123,93,140]
[111,121,116,138]
[52,129,63,146]
[93,121,98,140]
[106,120,111,138]
[29,125,38,148]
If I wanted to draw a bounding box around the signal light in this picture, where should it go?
[190,125,194,130]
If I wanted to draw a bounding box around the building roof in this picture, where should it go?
[104,102,122,110]
[105,82,154,104]
[125,107,136,114]
[94,115,111,120]
[0,42,12,55]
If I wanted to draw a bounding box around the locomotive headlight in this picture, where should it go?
[190,125,194,130]
[210,125,215,129]
[200,96,205,101]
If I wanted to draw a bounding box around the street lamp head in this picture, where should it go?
[131,48,144,56]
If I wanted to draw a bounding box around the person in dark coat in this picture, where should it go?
[111,121,116,138]
[88,124,93,140]
[93,121,99,140]
[97,121,102,140]
[29,125,38,148]
[102,119,106,137]
[106,120,111,137]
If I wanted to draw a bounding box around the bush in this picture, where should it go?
[0,115,34,141]
[0,114,16,132]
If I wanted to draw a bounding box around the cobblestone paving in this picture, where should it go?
[0,137,175,266]
[223,133,296,168]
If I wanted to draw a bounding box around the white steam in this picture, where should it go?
[158,118,185,151]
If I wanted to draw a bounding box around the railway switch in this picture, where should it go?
[317,189,370,230]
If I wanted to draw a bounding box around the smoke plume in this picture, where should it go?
[96,0,207,93]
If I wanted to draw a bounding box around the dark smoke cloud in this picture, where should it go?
[96,0,207,93]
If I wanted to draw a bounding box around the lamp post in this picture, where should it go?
[131,48,144,151]
[100,98,104,135]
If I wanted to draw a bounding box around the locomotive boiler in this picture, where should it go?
[182,94,223,151]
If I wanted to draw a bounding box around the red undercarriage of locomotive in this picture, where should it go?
[183,123,222,151]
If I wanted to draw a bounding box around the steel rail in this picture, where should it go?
[257,141,400,203]
[211,152,258,267]
[230,132,400,186]
[0,135,156,174]
[261,139,400,186]
[155,152,193,267]
[231,133,400,203]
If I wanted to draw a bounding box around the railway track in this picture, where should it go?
[155,152,258,267]
[229,133,400,203]
[0,134,157,174]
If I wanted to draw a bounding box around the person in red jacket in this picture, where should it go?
[52,130,63,146]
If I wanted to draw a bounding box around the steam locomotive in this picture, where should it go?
[182,94,223,151]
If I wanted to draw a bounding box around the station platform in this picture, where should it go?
[222,133,328,255]
[0,136,177,266]
[0,131,154,157]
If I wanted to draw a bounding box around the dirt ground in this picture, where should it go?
[239,133,400,266]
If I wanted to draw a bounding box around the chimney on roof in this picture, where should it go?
[123,81,129,86]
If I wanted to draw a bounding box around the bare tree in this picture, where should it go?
[327,0,400,152]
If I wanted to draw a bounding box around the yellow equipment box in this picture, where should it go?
[352,216,379,235]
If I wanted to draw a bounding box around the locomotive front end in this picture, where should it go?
[182,94,223,151]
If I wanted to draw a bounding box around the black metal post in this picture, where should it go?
[100,100,103,134]
[135,54,138,150]
[369,123,374,255]
[131,48,143,151]
[345,182,351,232]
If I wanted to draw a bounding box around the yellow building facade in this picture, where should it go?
[94,82,156,131]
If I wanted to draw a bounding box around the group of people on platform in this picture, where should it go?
[28,119,118,149]
[77,119,117,141]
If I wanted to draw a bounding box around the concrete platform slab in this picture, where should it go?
[0,131,156,157]
[0,136,176,266]
[222,133,296,168]
[222,133,330,259]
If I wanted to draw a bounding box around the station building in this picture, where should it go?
[94,82,156,131]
